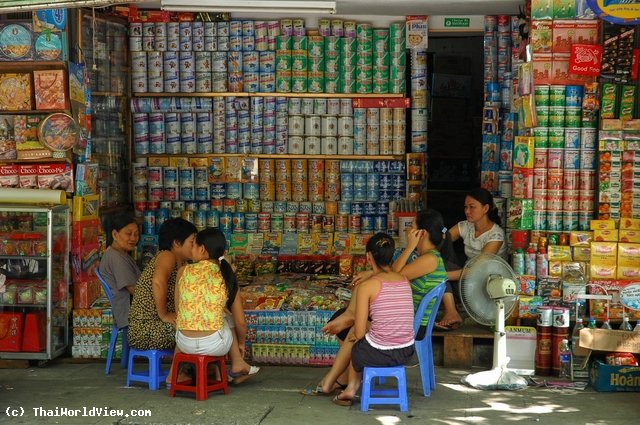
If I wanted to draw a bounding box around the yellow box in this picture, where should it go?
[590,242,618,265]
[72,194,99,221]
[169,157,189,167]
[617,265,640,280]
[619,229,640,243]
[189,157,208,167]
[572,246,591,262]
[590,263,617,280]
[590,219,617,230]
[549,259,563,277]
[513,136,535,169]
[620,218,640,230]
[548,245,572,261]
[593,229,619,242]
[570,230,593,246]
[617,243,640,267]
[147,156,169,167]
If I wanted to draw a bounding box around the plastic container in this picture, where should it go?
[559,339,571,378]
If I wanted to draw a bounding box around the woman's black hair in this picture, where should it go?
[158,218,197,251]
[365,232,396,268]
[415,209,458,266]
[467,187,501,226]
[196,228,237,308]
[107,214,137,246]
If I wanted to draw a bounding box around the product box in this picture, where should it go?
[532,53,552,85]
[37,163,73,192]
[73,279,101,309]
[513,136,535,168]
[591,219,617,230]
[579,328,640,354]
[532,0,554,19]
[0,73,32,111]
[517,296,544,319]
[589,360,640,392]
[620,218,640,230]
[531,20,553,53]
[570,230,593,246]
[33,69,67,110]
[594,229,619,242]
[552,20,576,53]
[553,0,575,18]
[617,243,640,280]
[588,280,640,320]
[0,164,19,188]
[573,246,591,261]
[511,168,534,199]
[72,194,99,221]
[0,312,23,352]
[507,198,534,230]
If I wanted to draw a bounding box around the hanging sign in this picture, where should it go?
[444,17,470,28]
[569,44,603,76]
[620,283,640,311]
[586,0,640,25]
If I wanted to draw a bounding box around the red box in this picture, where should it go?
[0,312,24,352]
[22,311,46,352]
[33,69,68,110]
[552,20,576,53]
[511,167,534,199]
[73,279,101,309]
[533,53,552,84]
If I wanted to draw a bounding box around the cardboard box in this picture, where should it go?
[619,229,640,243]
[579,328,640,354]
[594,229,619,242]
[591,219,617,230]
[620,218,640,230]
[589,360,640,392]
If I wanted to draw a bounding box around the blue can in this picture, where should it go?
[361,215,374,233]
[367,188,380,201]
[391,175,405,189]
[378,189,392,202]
[143,211,156,235]
[198,201,210,211]
[376,202,389,215]
[210,183,226,199]
[194,210,207,230]
[243,183,260,200]
[180,186,194,201]
[226,182,242,199]
[379,174,392,190]
[373,160,389,173]
[195,186,210,201]
[245,213,258,232]
[337,201,351,215]
[185,201,198,211]
[363,202,377,215]
[565,85,584,108]
[232,212,245,232]
[219,212,233,232]
[351,202,363,215]
[273,201,287,213]
[206,210,220,228]
[155,208,170,233]
[374,214,387,232]
[353,187,366,201]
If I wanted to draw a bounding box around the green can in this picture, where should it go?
[372,79,389,94]
[292,35,308,50]
[534,85,550,106]
[309,57,324,73]
[549,85,566,106]
[342,54,357,67]
[340,79,356,94]
[276,35,292,51]
[248,199,261,213]
[389,79,405,94]
[325,58,340,73]
[308,74,324,93]
[533,127,549,148]
[389,22,405,39]
[357,53,373,67]
[308,35,324,57]
[374,52,390,67]
[373,69,390,80]
[356,23,373,38]
[324,36,342,52]
[391,50,406,67]
[564,107,581,127]
[548,106,565,128]
[292,54,308,72]
[535,106,549,127]
[325,74,340,93]
[276,72,292,92]
[292,72,308,93]
[276,52,292,71]
[390,66,405,80]
[357,66,373,80]
[356,79,372,94]
[547,128,565,148]
[341,37,357,53]
[581,118,597,128]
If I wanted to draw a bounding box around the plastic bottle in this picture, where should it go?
[587,317,597,329]
[559,339,572,379]
[536,246,548,278]
[571,317,584,357]
[512,248,524,275]
[601,318,612,330]
[525,244,536,275]
[620,315,633,331]
[634,320,640,332]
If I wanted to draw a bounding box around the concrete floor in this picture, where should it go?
[0,360,638,425]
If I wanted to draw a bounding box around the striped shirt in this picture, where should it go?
[365,277,415,350]
[409,249,447,327]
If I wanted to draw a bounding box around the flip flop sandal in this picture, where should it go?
[331,394,353,407]
[230,365,261,385]
[435,321,461,331]
[300,381,347,396]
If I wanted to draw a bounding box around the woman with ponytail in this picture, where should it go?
[174,228,259,384]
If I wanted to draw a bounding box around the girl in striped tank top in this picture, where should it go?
[332,233,415,407]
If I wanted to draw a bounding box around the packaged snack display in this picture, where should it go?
[33,70,68,110]
[0,23,34,61]
[0,73,32,111]
[38,113,78,152]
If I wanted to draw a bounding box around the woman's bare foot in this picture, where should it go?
[436,310,462,330]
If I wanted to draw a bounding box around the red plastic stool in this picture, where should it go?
[169,353,229,400]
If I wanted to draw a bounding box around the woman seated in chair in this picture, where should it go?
[99,214,140,331]
[331,232,415,407]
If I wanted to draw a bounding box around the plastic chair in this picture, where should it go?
[95,269,130,375]
[360,366,409,412]
[126,348,174,390]
[169,353,229,400]
[413,281,447,397]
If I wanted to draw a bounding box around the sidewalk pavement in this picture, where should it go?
[0,360,638,424]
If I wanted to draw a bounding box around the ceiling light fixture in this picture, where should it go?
[0,0,144,13]
[160,0,337,14]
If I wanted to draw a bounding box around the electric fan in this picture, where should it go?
[458,253,528,390]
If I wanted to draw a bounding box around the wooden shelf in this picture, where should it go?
[133,92,405,99]
[91,92,127,97]
[0,110,67,115]
[0,156,69,164]
[0,61,66,71]
[137,153,404,160]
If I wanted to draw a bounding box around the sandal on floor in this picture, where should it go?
[229,366,261,385]
[300,381,347,396]
[331,393,353,407]
[434,321,461,331]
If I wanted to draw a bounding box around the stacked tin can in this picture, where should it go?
[409,46,427,154]
[259,158,276,201]
[532,85,596,232]
[355,24,373,94]
[389,23,406,94]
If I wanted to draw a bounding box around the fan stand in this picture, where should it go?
[462,299,528,390]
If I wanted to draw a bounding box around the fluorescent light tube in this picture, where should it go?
[160,0,336,14]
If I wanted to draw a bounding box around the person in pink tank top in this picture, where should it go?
[331,232,415,407]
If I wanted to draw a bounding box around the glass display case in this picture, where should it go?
[78,11,130,210]
[0,204,69,361]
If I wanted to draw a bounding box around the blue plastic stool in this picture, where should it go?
[126,348,174,390]
[360,366,409,412]
[95,269,130,375]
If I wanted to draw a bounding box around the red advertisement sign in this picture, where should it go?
[569,44,602,76]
